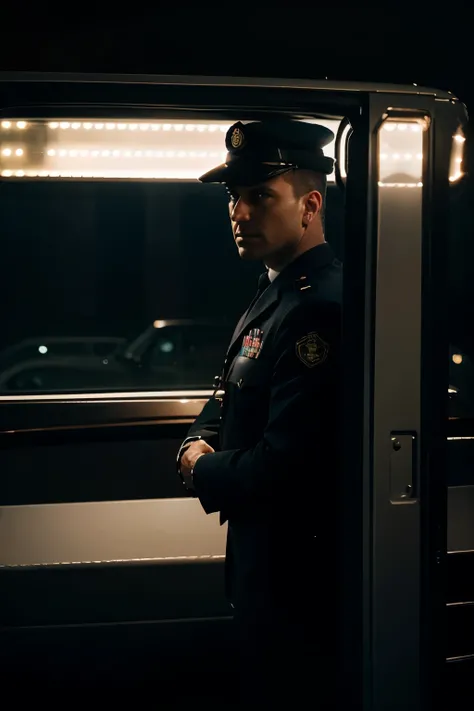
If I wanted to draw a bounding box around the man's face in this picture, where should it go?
[227,173,306,263]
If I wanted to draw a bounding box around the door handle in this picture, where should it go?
[389,432,418,504]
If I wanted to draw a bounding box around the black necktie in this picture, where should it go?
[257,270,271,294]
[244,271,270,318]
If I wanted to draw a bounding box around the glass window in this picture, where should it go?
[0,116,341,395]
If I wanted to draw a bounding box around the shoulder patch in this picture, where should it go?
[295,332,329,368]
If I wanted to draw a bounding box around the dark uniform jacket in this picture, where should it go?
[182,242,342,624]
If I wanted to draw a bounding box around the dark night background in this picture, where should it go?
[0,8,471,103]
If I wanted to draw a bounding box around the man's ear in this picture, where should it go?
[303,190,323,224]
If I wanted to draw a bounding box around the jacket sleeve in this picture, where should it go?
[192,300,341,515]
[184,396,222,451]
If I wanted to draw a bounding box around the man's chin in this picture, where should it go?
[236,241,266,261]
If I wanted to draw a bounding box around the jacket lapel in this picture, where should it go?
[226,282,279,358]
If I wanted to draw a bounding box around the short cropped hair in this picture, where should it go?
[287,169,327,220]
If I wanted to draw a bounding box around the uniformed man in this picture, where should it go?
[176,119,342,705]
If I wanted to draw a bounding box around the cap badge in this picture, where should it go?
[230,127,245,149]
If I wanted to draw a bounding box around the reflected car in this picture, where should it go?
[0,319,234,393]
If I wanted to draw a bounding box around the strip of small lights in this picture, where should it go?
[1,120,232,133]
[42,148,226,159]
[47,122,231,132]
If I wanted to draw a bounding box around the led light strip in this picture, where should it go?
[42,148,226,158]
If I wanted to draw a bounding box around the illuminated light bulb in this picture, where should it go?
[197,126,206,132]
[404,153,412,160]
[59,150,67,157]
[145,150,153,157]
[124,151,132,157]
[185,125,195,131]
[455,157,462,164]
[101,150,110,157]
[16,121,27,129]
[166,151,175,157]
[397,123,408,131]
[91,150,100,157]
[49,122,59,129]
[380,153,388,160]
[383,123,396,132]
[112,150,120,157]
[139,124,149,131]
[178,151,186,157]
[106,123,116,130]
[417,181,423,187]
[174,124,184,131]
[411,124,421,132]
[47,149,56,156]
[2,148,12,156]
[208,125,217,132]
[454,134,465,143]
[94,123,104,130]
[80,150,89,157]
[393,153,400,160]
[134,151,142,157]
[163,124,171,131]
[416,153,423,160]
[117,123,127,130]
[83,123,93,130]
[1,169,12,176]
[1,120,12,129]
[69,150,78,157]
[453,353,463,364]
[15,148,23,156]
[15,170,24,176]
[71,122,81,130]
[129,124,138,131]
[151,124,160,131]
[60,122,70,129]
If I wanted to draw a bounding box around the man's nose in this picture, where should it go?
[231,198,251,222]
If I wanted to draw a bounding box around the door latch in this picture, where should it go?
[389,432,418,504]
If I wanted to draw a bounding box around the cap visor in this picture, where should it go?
[199,160,287,186]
